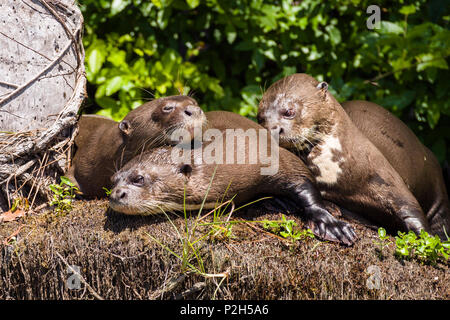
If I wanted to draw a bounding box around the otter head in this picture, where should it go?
[257,73,336,152]
[118,95,206,152]
[109,147,194,215]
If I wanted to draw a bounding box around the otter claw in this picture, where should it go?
[305,205,357,246]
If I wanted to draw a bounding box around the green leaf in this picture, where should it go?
[87,47,106,76]
[96,96,118,110]
[60,176,74,187]
[259,5,278,31]
[379,21,404,35]
[377,91,415,110]
[110,0,130,16]
[416,53,449,72]
[105,76,125,96]
[280,231,289,238]
[397,247,409,257]
[427,103,441,129]
[298,16,308,29]
[241,85,262,108]
[107,50,126,67]
[49,185,59,194]
[151,0,162,8]
[399,5,416,15]
[225,24,237,44]
[207,79,224,97]
[186,0,200,9]
[235,40,255,51]
[378,227,386,238]
[326,25,341,46]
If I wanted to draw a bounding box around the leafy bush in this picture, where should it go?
[263,214,315,243]
[49,176,79,214]
[395,230,450,264]
[375,227,450,264]
[80,0,450,162]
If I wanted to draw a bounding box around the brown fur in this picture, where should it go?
[342,100,450,238]
[109,111,357,245]
[66,96,205,198]
[257,73,447,238]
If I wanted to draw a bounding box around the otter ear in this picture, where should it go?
[118,120,132,135]
[316,81,328,91]
[179,164,192,177]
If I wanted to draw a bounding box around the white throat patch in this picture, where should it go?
[311,134,343,185]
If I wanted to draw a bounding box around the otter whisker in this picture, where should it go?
[135,86,155,99]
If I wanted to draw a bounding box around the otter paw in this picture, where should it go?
[305,206,357,246]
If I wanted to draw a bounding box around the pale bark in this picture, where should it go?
[0,0,85,211]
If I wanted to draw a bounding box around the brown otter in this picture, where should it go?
[66,95,206,198]
[109,111,357,245]
[257,73,449,239]
[342,100,450,239]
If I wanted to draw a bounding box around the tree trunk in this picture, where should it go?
[0,0,85,211]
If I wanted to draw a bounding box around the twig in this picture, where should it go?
[0,159,36,185]
[39,0,81,68]
[0,30,75,72]
[55,251,105,300]
[244,221,287,242]
[3,224,26,245]
[0,81,19,89]
[33,202,49,212]
[0,110,24,118]
[175,282,206,300]
[197,200,233,222]
[29,152,49,209]
[149,274,187,300]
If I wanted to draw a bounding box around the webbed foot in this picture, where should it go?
[304,204,357,246]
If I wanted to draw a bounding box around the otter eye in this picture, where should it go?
[282,109,295,118]
[131,175,144,186]
[162,105,175,113]
[316,81,328,90]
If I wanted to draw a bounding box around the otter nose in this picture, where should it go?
[271,125,284,135]
[112,188,127,201]
[184,105,202,117]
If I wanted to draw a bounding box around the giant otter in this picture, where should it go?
[67,95,206,198]
[109,111,357,245]
[257,73,450,239]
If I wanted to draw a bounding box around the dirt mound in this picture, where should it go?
[0,199,448,300]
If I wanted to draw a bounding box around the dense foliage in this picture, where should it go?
[80,0,450,162]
